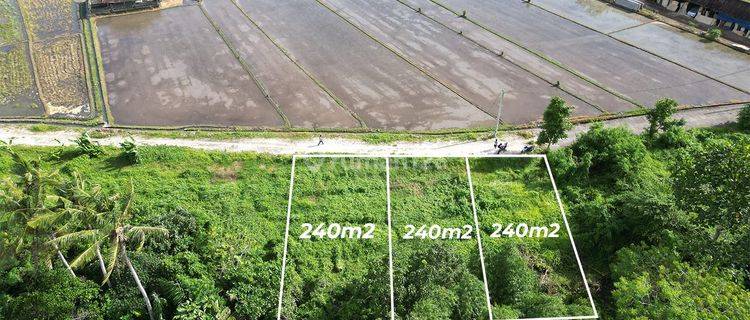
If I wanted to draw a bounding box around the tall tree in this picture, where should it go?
[0,145,75,276]
[537,97,572,149]
[672,138,750,242]
[29,172,112,284]
[645,98,684,139]
[53,180,168,320]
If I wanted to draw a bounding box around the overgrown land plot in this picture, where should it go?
[0,146,290,319]
[469,158,594,319]
[281,157,390,319]
[96,5,285,127]
[390,158,489,319]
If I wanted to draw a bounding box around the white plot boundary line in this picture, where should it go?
[296,154,547,159]
[543,156,599,319]
[385,158,396,320]
[277,154,598,320]
[465,157,495,320]
[276,156,296,320]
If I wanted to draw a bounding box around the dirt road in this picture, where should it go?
[0,104,743,156]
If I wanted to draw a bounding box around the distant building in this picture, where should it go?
[656,0,750,38]
[89,0,161,15]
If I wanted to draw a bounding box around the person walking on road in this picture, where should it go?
[317,135,324,146]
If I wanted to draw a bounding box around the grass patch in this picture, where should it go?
[0,44,33,103]
[81,19,104,114]
[0,0,23,44]
[27,123,63,132]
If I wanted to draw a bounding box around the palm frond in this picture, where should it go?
[121,179,135,221]
[127,226,168,251]
[102,237,120,285]
[49,229,101,248]
[69,242,99,269]
[128,226,168,236]
[27,211,66,230]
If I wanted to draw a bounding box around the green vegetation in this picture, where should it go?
[1,118,749,319]
[469,158,593,318]
[1,144,291,319]
[282,158,389,319]
[119,138,141,165]
[0,0,22,44]
[705,27,722,41]
[81,19,105,114]
[549,123,750,319]
[28,124,64,132]
[73,132,104,158]
[390,158,488,319]
[537,97,572,149]
[0,44,33,104]
[739,104,750,132]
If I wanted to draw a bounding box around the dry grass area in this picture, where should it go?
[33,35,88,115]
[160,0,183,9]
[0,45,33,104]
[17,0,77,40]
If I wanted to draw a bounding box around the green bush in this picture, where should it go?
[705,28,722,41]
[653,126,695,149]
[739,104,750,132]
[119,138,141,164]
[1,268,102,320]
[73,132,104,158]
[568,124,649,181]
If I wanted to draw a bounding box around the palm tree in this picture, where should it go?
[0,145,76,276]
[53,180,168,320]
[47,173,113,284]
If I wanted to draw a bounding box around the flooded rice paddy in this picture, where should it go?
[2,0,749,129]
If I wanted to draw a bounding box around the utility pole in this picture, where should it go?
[493,89,505,142]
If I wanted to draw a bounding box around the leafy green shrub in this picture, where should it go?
[73,132,104,158]
[739,104,750,132]
[483,243,536,306]
[646,98,684,139]
[119,138,141,164]
[653,126,695,149]
[568,124,649,181]
[1,268,102,320]
[705,27,722,41]
[612,245,750,319]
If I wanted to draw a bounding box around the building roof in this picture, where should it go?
[688,0,750,22]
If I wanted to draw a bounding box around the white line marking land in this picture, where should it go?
[385,157,396,320]
[276,156,297,320]
[543,156,599,318]
[275,155,598,319]
[465,157,495,320]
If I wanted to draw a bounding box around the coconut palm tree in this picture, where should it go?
[44,173,113,284]
[0,145,76,276]
[53,180,168,320]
